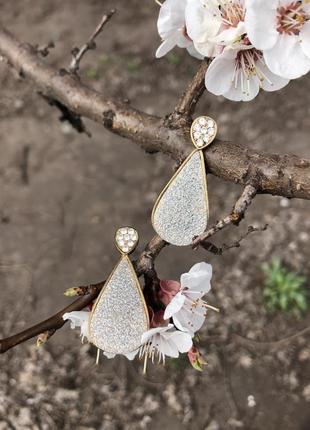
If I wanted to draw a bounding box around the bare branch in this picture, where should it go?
[233,325,310,352]
[192,185,258,248]
[69,10,116,74]
[169,59,211,125]
[0,26,309,199]
[201,224,268,255]
[0,283,102,354]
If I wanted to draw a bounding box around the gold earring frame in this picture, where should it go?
[151,116,218,246]
[89,227,150,355]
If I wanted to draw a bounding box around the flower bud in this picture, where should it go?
[187,346,207,371]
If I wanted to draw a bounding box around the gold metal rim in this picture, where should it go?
[190,116,218,150]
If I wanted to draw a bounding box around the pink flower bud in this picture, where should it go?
[187,346,207,371]
[159,280,181,306]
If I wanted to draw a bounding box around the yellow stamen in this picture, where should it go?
[143,353,148,374]
[96,348,100,365]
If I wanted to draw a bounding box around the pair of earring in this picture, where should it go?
[88,116,217,357]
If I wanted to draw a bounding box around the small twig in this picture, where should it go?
[168,59,211,125]
[20,145,30,185]
[233,325,310,352]
[201,224,268,255]
[34,41,55,57]
[192,185,258,249]
[0,284,102,354]
[69,10,116,74]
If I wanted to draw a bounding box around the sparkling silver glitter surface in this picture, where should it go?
[153,151,208,246]
[89,257,149,354]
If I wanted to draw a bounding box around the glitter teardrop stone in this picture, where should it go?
[89,257,149,354]
[152,151,208,246]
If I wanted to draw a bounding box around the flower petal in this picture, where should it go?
[169,330,193,353]
[300,21,310,59]
[63,311,91,340]
[158,333,179,357]
[141,324,174,344]
[245,0,279,50]
[211,21,246,47]
[185,0,221,44]
[125,349,139,361]
[157,0,187,39]
[205,50,236,96]
[181,262,212,297]
[156,36,178,58]
[264,34,310,79]
[172,302,206,335]
[256,59,289,92]
[186,43,204,59]
[164,292,186,319]
[224,72,260,102]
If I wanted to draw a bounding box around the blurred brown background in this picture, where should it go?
[0,1,309,429]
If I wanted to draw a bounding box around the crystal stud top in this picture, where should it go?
[191,116,217,149]
[115,227,139,254]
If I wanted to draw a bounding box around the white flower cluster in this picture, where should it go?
[63,262,214,368]
[156,0,310,101]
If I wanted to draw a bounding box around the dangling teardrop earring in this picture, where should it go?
[152,116,217,246]
[89,227,150,356]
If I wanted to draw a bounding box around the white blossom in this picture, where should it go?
[245,0,310,79]
[156,0,202,58]
[140,324,193,365]
[205,47,289,101]
[185,0,222,57]
[163,262,215,335]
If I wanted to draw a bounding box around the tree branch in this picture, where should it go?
[192,185,258,248]
[0,26,309,199]
[201,224,268,255]
[69,10,116,74]
[169,59,211,125]
[233,325,310,352]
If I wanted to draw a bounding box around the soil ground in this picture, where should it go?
[0,1,310,429]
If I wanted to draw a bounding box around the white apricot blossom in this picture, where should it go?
[186,0,249,56]
[163,262,216,336]
[205,47,289,101]
[140,324,193,364]
[185,0,222,57]
[245,0,310,79]
[194,0,289,100]
[156,0,201,58]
